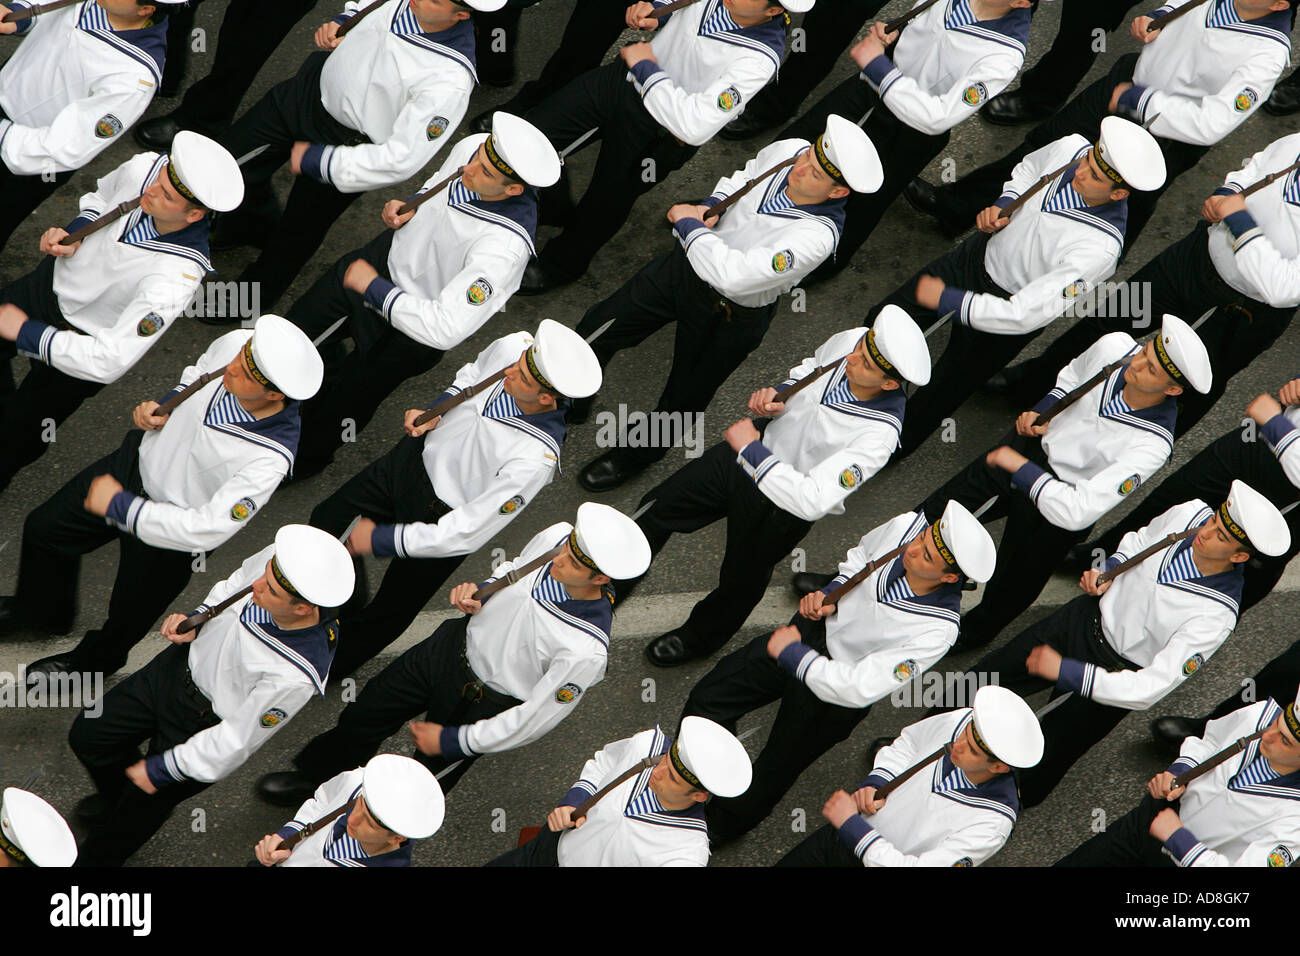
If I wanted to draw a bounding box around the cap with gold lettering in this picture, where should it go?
[673,717,752,797]
[272,524,356,608]
[1217,479,1291,557]
[168,130,244,212]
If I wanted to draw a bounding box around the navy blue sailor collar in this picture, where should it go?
[239,603,339,695]
[447,177,539,257]
[119,154,214,273]
[937,713,1021,822]
[1226,700,1300,799]
[1157,515,1244,616]
[481,378,567,467]
[388,4,479,83]
[622,726,709,830]
[758,160,847,250]
[1097,362,1177,449]
[819,361,907,436]
[694,0,785,71]
[77,0,167,84]
[532,536,614,649]
[1041,151,1128,248]
[201,387,302,473]
[1204,0,1292,50]
[878,545,963,625]
[943,0,1031,53]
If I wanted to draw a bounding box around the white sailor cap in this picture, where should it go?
[571,502,652,580]
[168,130,244,212]
[971,685,1044,769]
[271,524,356,608]
[360,755,445,840]
[244,314,325,401]
[782,0,816,12]
[816,114,883,194]
[1218,479,1291,557]
[1094,115,1166,193]
[451,0,509,11]
[0,789,76,867]
[869,305,932,386]
[673,717,752,798]
[1153,313,1212,395]
[486,112,561,188]
[527,319,602,399]
[932,500,997,583]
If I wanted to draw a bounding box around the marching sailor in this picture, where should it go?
[0,788,77,867]
[777,685,1043,867]
[868,116,1166,460]
[283,112,561,478]
[211,0,506,310]
[952,481,1290,808]
[518,0,809,293]
[0,0,185,250]
[682,500,997,846]
[0,130,243,491]
[68,524,356,867]
[297,319,601,679]
[573,113,883,491]
[0,316,323,683]
[858,318,1212,653]
[776,0,1039,284]
[484,717,753,867]
[254,754,445,867]
[909,0,1294,248]
[997,129,1300,434]
[1058,687,1300,866]
[631,307,932,668]
[257,503,651,806]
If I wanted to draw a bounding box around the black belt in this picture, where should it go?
[183,668,218,722]
[1086,602,1140,673]
[457,632,522,707]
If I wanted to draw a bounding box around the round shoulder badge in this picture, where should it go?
[1117,474,1141,497]
[772,249,795,274]
[962,83,987,107]
[230,497,256,521]
[839,464,865,490]
[1268,845,1293,867]
[95,114,123,139]
[499,495,525,515]
[1234,88,1258,112]
[555,682,582,704]
[1181,653,1204,677]
[466,277,493,306]
[137,313,165,337]
[717,86,741,112]
[426,116,449,140]
[260,707,288,729]
[893,659,919,682]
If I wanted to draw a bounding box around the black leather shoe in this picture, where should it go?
[717,108,781,141]
[468,108,494,135]
[981,90,1060,126]
[257,771,318,808]
[578,451,648,493]
[791,572,835,597]
[1264,73,1300,115]
[902,178,966,238]
[644,630,698,668]
[517,260,575,296]
[75,794,109,825]
[26,652,119,684]
[1061,539,1103,574]
[133,114,183,151]
[0,596,72,638]
[1151,716,1207,755]
[983,363,1027,396]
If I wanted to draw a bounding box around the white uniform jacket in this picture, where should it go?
[938,135,1126,336]
[671,139,846,307]
[737,327,905,521]
[274,770,412,867]
[0,0,164,174]
[1011,333,1176,531]
[1207,131,1300,310]
[555,725,709,867]
[1056,501,1241,709]
[144,545,339,789]
[361,135,536,350]
[14,152,209,384]
[438,522,612,761]
[1162,699,1300,867]
[777,510,962,708]
[625,0,784,146]
[299,0,476,193]
[1261,404,1300,494]
[859,0,1029,135]
[835,709,1019,866]
[104,330,298,553]
[369,331,564,559]
[1117,0,1291,147]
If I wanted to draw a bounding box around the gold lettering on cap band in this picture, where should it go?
[1152,332,1186,386]
[241,338,280,392]
[0,829,31,866]
[567,529,601,574]
[1092,142,1126,187]
[271,555,306,603]
[525,345,561,396]
[813,134,847,187]
[970,720,1002,764]
[930,521,959,572]
[166,159,200,205]
[1218,500,1251,548]
[1286,702,1300,743]
[484,134,517,180]
[670,741,705,791]
[865,328,899,380]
